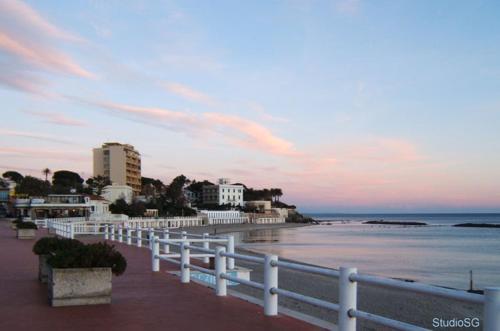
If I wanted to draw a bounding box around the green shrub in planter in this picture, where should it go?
[16,221,38,229]
[11,218,22,229]
[48,242,127,276]
[33,237,83,255]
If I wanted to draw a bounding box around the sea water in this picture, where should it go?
[231,214,500,289]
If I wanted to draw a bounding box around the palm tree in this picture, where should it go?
[42,168,51,182]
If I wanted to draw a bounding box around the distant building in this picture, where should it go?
[202,178,244,206]
[184,189,201,206]
[14,194,109,219]
[87,195,110,216]
[245,200,289,219]
[144,209,159,217]
[101,185,133,204]
[93,142,141,195]
[198,210,248,225]
[245,200,272,212]
[0,180,10,217]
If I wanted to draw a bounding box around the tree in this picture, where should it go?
[109,198,129,215]
[85,176,111,195]
[2,171,23,184]
[16,176,51,196]
[109,198,146,217]
[270,188,283,202]
[141,177,165,198]
[42,168,51,182]
[165,175,190,206]
[141,177,164,191]
[52,170,84,194]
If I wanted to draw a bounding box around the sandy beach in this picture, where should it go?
[176,223,482,330]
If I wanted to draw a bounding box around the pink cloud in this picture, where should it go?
[248,102,289,124]
[94,101,206,133]
[0,32,93,78]
[0,0,94,95]
[162,82,217,107]
[0,0,81,42]
[343,138,422,163]
[0,69,48,96]
[0,146,89,162]
[0,129,76,145]
[204,112,299,156]
[79,98,299,157]
[22,110,88,127]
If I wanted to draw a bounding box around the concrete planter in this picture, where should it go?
[16,228,36,239]
[38,255,50,283]
[48,267,112,307]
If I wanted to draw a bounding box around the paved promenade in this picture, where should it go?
[0,221,321,331]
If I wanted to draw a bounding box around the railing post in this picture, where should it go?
[264,254,278,316]
[215,246,227,296]
[104,224,109,240]
[163,229,170,254]
[152,236,160,272]
[181,231,187,240]
[118,225,123,243]
[339,267,357,331]
[203,233,210,264]
[69,223,75,239]
[148,228,154,250]
[110,224,115,241]
[137,226,142,247]
[484,287,500,331]
[126,226,132,245]
[227,235,235,270]
[180,241,190,283]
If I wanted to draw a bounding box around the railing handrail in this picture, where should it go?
[61,225,498,331]
[350,272,484,305]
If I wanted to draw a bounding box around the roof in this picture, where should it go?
[86,194,108,201]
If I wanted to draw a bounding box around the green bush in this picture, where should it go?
[47,242,127,276]
[12,219,22,225]
[33,237,84,255]
[16,221,38,229]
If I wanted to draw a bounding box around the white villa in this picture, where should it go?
[202,178,244,206]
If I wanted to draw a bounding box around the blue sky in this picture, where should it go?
[1,0,500,212]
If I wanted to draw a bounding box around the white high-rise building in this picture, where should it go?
[202,178,244,206]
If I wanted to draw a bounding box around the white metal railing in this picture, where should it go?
[103,225,236,269]
[62,224,499,331]
[137,232,499,331]
[44,216,206,240]
[46,219,75,238]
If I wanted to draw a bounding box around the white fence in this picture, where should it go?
[126,217,204,228]
[41,216,205,238]
[145,235,498,331]
[50,222,500,331]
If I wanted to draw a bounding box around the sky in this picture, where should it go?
[1,0,500,213]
